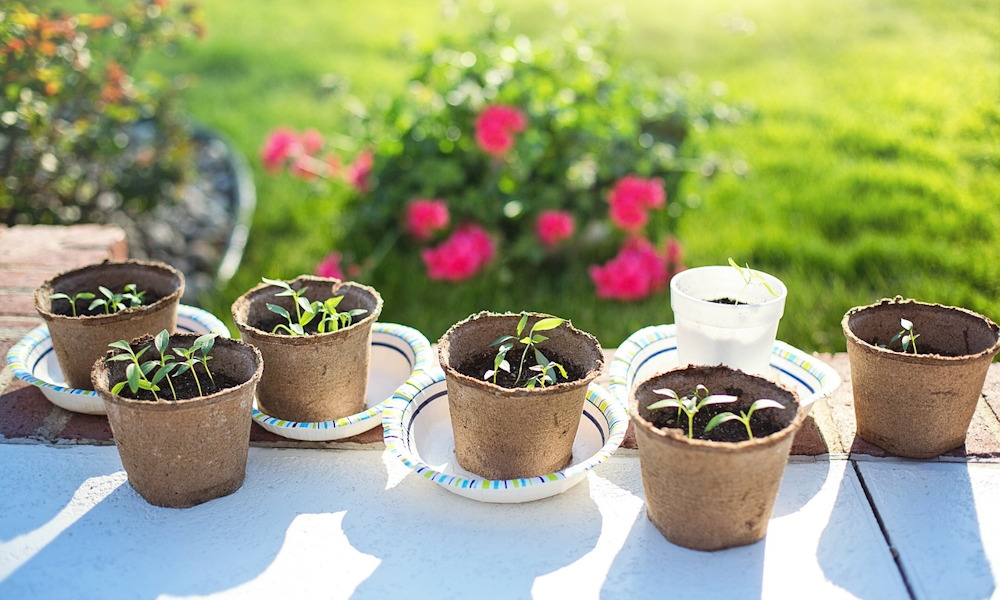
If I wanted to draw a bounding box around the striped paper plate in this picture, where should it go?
[251,322,433,441]
[5,305,230,415]
[609,324,841,413]
[383,370,628,503]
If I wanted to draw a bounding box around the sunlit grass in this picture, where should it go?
[145,0,998,350]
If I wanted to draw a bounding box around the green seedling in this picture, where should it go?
[526,358,568,389]
[149,329,180,399]
[107,339,162,400]
[48,291,96,317]
[485,313,566,387]
[888,318,919,354]
[647,384,737,439]
[107,330,220,400]
[88,283,146,315]
[728,257,779,305]
[173,333,218,397]
[262,277,366,336]
[704,398,786,441]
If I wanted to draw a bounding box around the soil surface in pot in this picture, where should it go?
[456,349,589,389]
[50,291,166,318]
[644,384,795,443]
[117,366,244,402]
[709,297,739,305]
[866,337,959,357]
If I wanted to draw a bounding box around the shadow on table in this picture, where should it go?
[342,456,603,599]
[0,448,387,598]
[0,447,603,599]
[823,460,995,600]
[0,446,121,544]
[597,460,767,599]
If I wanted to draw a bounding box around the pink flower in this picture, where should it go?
[535,210,575,249]
[344,150,374,192]
[301,129,324,155]
[421,224,496,282]
[607,175,666,233]
[315,251,345,280]
[261,127,302,173]
[405,198,450,241]
[475,104,527,156]
[588,237,676,301]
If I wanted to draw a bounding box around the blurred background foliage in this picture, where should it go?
[11,0,1000,351]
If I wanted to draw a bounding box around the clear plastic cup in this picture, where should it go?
[670,265,787,376]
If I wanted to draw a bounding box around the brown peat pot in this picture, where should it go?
[34,260,184,389]
[438,312,604,480]
[232,276,383,422]
[92,333,262,508]
[631,365,804,551]
[843,297,1000,458]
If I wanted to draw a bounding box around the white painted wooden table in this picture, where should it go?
[0,444,996,599]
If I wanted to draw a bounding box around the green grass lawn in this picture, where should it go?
[148,0,999,351]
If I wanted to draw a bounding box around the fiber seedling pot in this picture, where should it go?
[232,276,383,422]
[438,311,604,480]
[843,298,1000,458]
[630,365,804,551]
[91,334,263,508]
[34,260,184,389]
[670,265,787,376]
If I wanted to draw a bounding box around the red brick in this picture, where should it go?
[0,315,42,331]
[0,293,36,316]
[0,267,56,290]
[0,379,57,439]
[60,413,114,442]
[1,224,127,262]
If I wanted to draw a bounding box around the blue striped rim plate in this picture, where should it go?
[383,370,628,504]
[609,324,842,414]
[5,305,230,416]
[251,322,433,442]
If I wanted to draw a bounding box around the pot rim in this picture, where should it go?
[670,264,788,308]
[437,310,605,398]
[842,297,1000,363]
[629,365,806,453]
[231,276,383,342]
[92,334,263,411]
[34,259,184,324]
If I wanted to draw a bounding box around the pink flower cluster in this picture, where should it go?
[589,237,684,301]
[535,210,575,249]
[260,127,372,192]
[475,104,527,156]
[421,225,496,281]
[588,174,683,300]
[405,198,450,241]
[607,175,666,232]
[274,106,685,299]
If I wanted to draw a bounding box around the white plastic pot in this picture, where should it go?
[670,265,787,376]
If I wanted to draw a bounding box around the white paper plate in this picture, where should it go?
[5,305,230,415]
[609,324,842,414]
[251,322,433,442]
[383,371,628,503]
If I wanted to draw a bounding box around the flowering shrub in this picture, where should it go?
[0,0,202,227]
[262,8,746,300]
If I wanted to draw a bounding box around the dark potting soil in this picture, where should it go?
[120,365,244,402]
[646,385,794,443]
[867,337,960,357]
[709,297,738,305]
[250,312,364,336]
[455,349,588,389]
[49,292,165,318]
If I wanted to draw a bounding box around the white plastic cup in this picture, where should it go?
[670,265,787,376]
